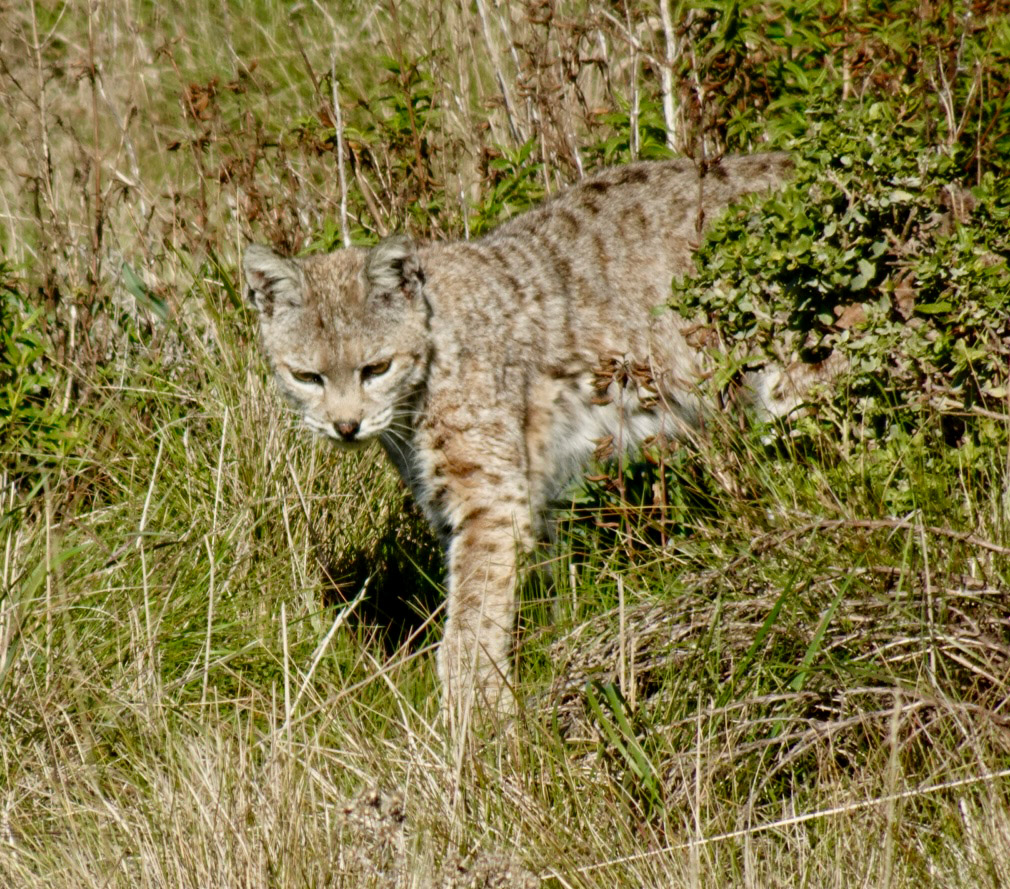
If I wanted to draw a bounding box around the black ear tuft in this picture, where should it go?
[243,245,305,316]
[365,234,425,301]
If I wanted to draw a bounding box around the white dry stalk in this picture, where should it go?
[201,533,215,710]
[624,2,640,160]
[659,0,680,151]
[473,0,522,145]
[279,498,303,594]
[284,579,369,732]
[139,433,165,680]
[569,560,578,613]
[882,691,904,889]
[212,407,229,535]
[281,601,292,755]
[330,54,350,250]
[491,0,533,133]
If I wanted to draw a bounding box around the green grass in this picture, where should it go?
[3,0,1010,886]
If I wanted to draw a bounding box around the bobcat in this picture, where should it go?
[244,154,795,725]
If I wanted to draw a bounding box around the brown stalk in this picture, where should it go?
[86,1,103,299]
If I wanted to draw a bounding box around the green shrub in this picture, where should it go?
[0,263,74,483]
[661,0,1010,447]
[671,106,1010,444]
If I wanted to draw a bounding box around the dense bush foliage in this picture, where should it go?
[665,0,1010,445]
[673,114,1010,440]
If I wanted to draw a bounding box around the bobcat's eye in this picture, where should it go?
[291,370,324,386]
[361,359,392,382]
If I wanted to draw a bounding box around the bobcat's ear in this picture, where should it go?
[243,244,304,316]
[365,234,425,302]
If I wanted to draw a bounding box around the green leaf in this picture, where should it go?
[585,681,662,810]
[915,301,953,314]
[122,263,169,321]
[717,572,798,708]
[789,564,861,693]
[851,258,876,290]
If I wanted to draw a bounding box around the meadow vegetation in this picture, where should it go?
[2,0,1010,886]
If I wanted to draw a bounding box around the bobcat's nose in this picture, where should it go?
[334,420,360,441]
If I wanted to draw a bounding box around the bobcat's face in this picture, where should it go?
[244,237,431,447]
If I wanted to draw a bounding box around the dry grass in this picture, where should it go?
[3,1,1010,886]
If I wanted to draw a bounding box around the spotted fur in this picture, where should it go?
[244,154,799,726]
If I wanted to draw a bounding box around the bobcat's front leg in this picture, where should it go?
[435,456,535,728]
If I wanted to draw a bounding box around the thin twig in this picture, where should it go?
[936,399,1010,423]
